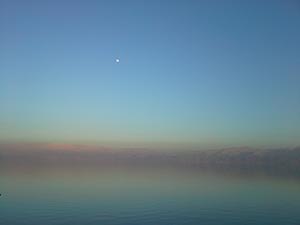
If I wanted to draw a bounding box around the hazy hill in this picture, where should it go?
[1,144,300,176]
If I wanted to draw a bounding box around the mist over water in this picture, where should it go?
[1,159,300,225]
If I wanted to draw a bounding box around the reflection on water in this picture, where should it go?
[1,165,300,225]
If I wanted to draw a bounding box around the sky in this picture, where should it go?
[0,0,299,149]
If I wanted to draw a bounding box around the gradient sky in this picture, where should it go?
[0,0,299,149]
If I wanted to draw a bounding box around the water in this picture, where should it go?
[1,165,300,225]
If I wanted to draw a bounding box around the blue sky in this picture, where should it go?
[0,0,299,149]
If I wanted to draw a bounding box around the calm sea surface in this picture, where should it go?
[1,165,300,225]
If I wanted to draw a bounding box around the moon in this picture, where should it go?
[115,58,120,63]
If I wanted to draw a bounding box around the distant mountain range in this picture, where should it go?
[1,144,300,176]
